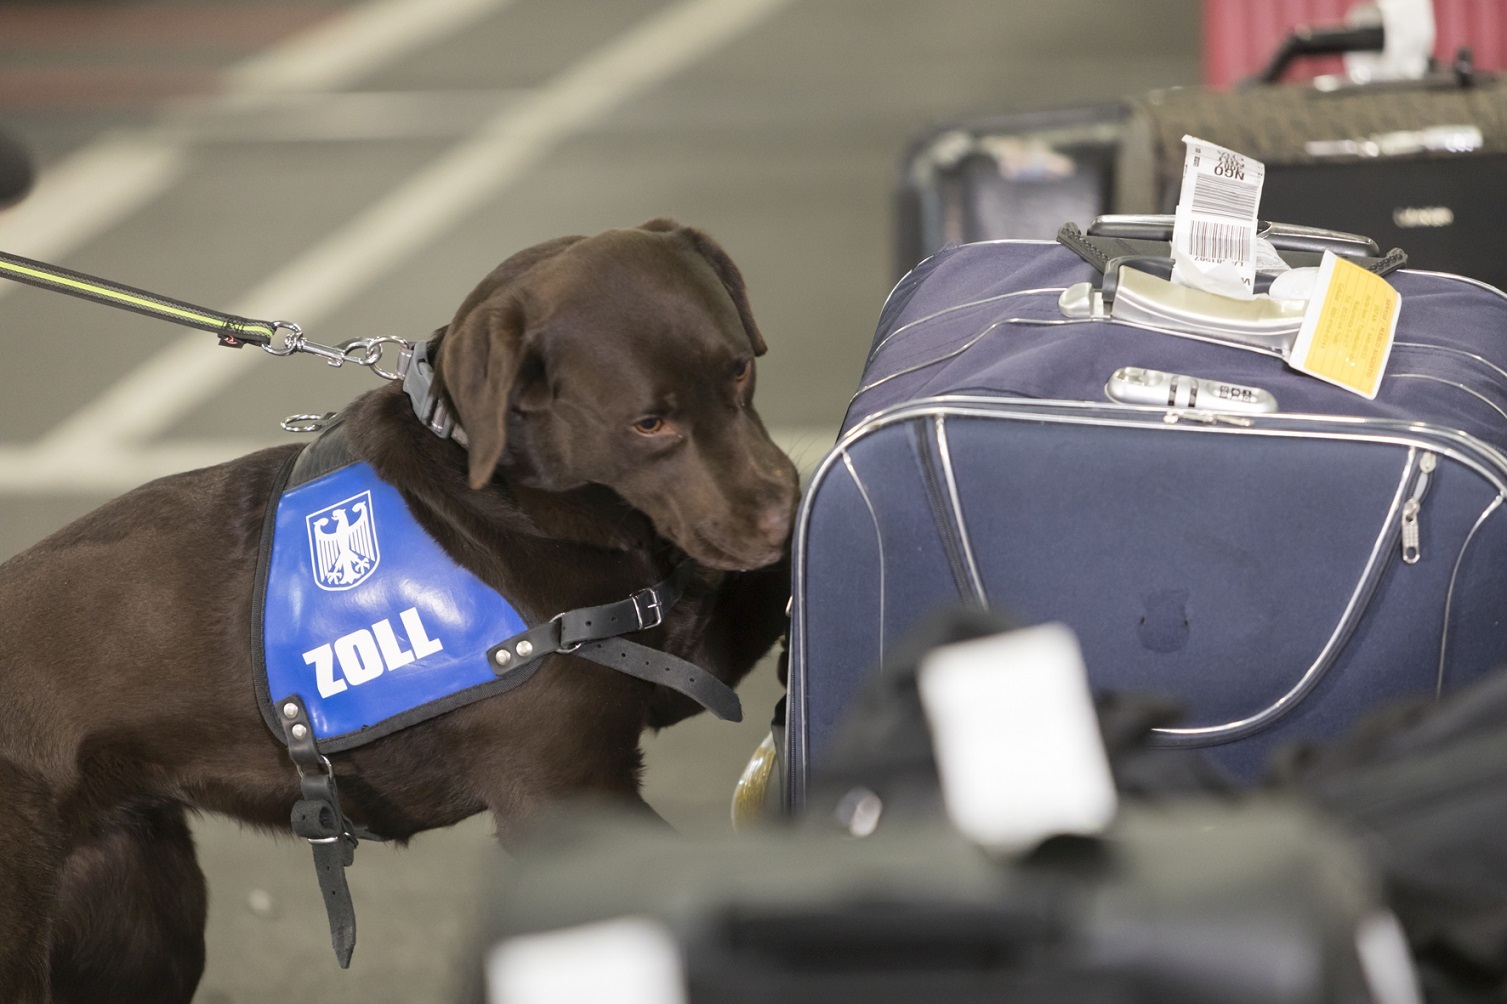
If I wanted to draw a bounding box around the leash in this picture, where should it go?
[0,248,411,372]
[0,249,465,441]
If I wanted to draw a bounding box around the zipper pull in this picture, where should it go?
[1401,451,1437,565]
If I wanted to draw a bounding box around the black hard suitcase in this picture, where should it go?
[1116,73,1507,292]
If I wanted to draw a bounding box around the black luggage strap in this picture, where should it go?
[277,695,370,969]
[1056,222,1409,279]
[487,562,743,724]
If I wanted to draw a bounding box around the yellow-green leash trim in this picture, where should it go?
[0,249,279,347]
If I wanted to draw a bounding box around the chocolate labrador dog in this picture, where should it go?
[0,219,799,1003]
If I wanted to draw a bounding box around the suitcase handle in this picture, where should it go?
[1254,23,1386,85]
[1088,215,1381,259]
[1060,260,1306,354]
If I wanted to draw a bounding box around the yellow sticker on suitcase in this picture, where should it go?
[1289,251,1401,400]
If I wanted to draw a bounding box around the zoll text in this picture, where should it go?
[305,607,444,698]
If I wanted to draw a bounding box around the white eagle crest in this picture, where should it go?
[307,491,379,590]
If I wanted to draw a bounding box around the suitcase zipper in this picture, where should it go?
[1123,441,1427,747]
[1400,451,1436,565]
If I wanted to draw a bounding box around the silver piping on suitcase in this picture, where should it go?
[788,397,1507,810]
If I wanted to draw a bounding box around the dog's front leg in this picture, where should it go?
[48,802,207,1004]
[478,741,673,848]
[648,553,792,730]
[489,791,674,850]
[0,757,65,1003]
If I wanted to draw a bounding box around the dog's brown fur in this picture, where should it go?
[0,220,799,1003]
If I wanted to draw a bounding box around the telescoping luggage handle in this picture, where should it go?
[0,249,409,375]
[1056,217,1407,357]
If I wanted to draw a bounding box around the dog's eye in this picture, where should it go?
[733,359,752,381]
[633,416,665,435]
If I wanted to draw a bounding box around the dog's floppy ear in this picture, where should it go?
[437,236,583,489]
[640,218,767,357]
[437,295,531,490]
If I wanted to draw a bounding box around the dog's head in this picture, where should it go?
[435,220,799,571]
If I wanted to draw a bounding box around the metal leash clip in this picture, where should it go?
[261,323,413,379]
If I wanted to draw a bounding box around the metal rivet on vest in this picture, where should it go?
[516,640,534,659]
[291,724,308,740]
[282,702,299,720]
[494,649,512,668]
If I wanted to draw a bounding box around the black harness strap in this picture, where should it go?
[574,641,742,723]
[486,563,744,723]
[277,695,360,968]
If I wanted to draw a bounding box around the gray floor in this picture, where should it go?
[0,1,1199,999]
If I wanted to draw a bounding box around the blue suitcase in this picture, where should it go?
[787,236,1507,806]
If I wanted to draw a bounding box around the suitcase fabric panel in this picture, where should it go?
[799,425,979,770]
[943,418,1411,727]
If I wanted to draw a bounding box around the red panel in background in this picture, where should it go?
[1203,0,1507,88]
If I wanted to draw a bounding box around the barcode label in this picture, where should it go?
[1170,136,1266,299]
[1188,220,1251,262]
[1190,172,1259,221]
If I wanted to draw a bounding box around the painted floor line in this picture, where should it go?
[0,425,836,495]
[0,0,516,282]
[161,89,534,144]
[220,0,517,98]
[0,134,186,265]
[27,0,797,469]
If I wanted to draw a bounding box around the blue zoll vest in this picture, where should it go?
[254,420,740,754]
[258,454,528,751]
[253,400,738,969]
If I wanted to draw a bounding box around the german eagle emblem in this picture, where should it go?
[307,491,379,591]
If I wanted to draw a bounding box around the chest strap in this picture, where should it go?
[485,562,742,724]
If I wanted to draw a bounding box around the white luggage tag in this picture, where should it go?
[1170,136,1265,300]
[917,623,1117,855]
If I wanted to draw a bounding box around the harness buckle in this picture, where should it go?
[547,613,582,654]
[630,588,664,631]
[292,751,335,780]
